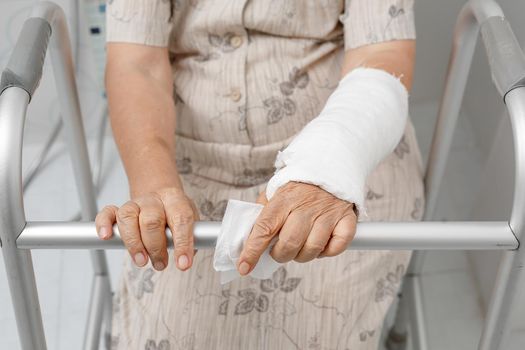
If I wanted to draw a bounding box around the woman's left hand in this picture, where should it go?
[237,181,358,276]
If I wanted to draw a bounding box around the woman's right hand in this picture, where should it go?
[95,187,199,271]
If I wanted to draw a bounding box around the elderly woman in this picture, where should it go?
[96,0,424,349]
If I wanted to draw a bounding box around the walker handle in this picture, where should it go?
[0,18,52,99]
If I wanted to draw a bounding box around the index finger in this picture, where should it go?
[237,198,289,275]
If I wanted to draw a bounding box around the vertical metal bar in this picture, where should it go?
[410,1,481,275]
[0,87,47,350]
[389,2,485,349]
[29,3,112,349]
[478,88,525,350]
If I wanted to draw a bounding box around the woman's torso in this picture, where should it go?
[169,0,347,186]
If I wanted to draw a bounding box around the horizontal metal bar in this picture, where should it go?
[16,221,519,250]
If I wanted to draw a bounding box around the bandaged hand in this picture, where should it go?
[236,67,407,276]
[236,181,357,275]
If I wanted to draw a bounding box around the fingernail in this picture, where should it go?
[134,252,147,266]
[177,255,189,270]
[98,227,108,239]
[238,261,250,275]
[153,261,165,271]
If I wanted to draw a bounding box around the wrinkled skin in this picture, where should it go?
[237,181,358,276]
[95,187,199,271]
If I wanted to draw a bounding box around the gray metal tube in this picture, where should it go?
[28,3,112,349]
[0,18,51,98]
[479,88,525,350]
[84,275,110,350]
[408,277,429,350]
[396,1,517,350]
[407,0,481,281]
[480,17,525,99]
[16,221,518,250]
[0,87,47,350]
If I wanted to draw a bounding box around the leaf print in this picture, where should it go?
[176,157,192,174]
[193,52,219,62]
[234,168,274,186]
[411,197,424,220]
[394,135,409,159]
[280,81,295,96]
[180,334,195,349]
[145,339,170,350]
[234,298,255,315]
[218,299,229,315]
[375,264,405,302]
[238,288,257,300]
[263,97,284,124]
[238,107,247,131]
[389,5,405,18]
[280,277,301,293]
[272,267,288,288]
[267,105,284,124]
[289,67,309,89]
[208,32,238,53]
[359,329,376,342]
[260,278,276,293]
[263,96,280,109]
[199,199,228,221]
[283,98,296,116]
[366,189,384,200]
[135,268,155,299]
[218,288,231,315]
[308,333,321,349]
[255,294,269,312]
[208,34,223,47]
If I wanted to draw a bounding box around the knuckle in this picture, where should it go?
[140,214,164,232]
[102,205,117,213]
[122,236,142,252]
[279,236,303,253]
[252,220,274,239]
[294,254,313,263]
[242,244,261,263]
[327,237,350,255]
[169,209,194,226]
[305,242,325,255]
[271,250,289,263]
[117,204,138,221]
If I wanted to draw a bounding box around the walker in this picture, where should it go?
[0,1,523,349]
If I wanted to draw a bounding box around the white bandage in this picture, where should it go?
[213,68,408,284]
[266,67,409,214]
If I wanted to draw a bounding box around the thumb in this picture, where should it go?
[256,190,269,205]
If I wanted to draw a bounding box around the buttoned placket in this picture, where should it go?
[221,0,251,143]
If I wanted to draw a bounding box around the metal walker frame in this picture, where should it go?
[0,1,524,349]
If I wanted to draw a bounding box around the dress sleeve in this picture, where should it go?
[106,0,173,47]
[340,0,416,50]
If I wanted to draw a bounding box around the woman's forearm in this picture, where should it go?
[341,40,415,91]
[106,43,181,198]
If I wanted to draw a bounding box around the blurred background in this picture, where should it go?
[0,0,524,349]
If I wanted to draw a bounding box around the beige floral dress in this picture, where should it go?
[106,0,424,349]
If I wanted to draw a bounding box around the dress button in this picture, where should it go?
[230,88,242,102]
[230,35,243,48]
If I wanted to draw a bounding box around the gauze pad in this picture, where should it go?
[213,199,281,284]
[266,67,409,214]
